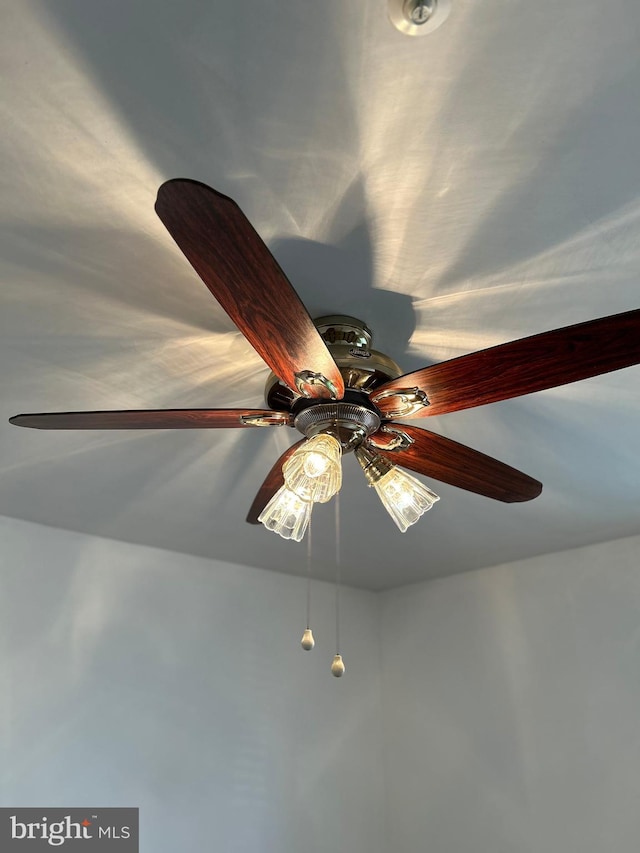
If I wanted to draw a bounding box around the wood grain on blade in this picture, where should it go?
[9,409,291,429]
[155,179,344,398]
[374,309,640,417]
[372,424,542,502]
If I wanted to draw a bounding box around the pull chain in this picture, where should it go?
[301,519,315,650]
[331,493,345,677]
[335,494,341,652]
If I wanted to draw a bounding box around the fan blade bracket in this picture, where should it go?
[370,423,542,502]
[370,387,430,417]
[294,370,340,400]
[367,424,415,451]
[240,412,292,427]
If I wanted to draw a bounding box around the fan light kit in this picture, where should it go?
[9,178,640,547]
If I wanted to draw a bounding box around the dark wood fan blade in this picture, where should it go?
[9,409,292,430]
[247,438,306,524]
[372,309,640,417]
[155,179,344,399]
[370,424,542,502]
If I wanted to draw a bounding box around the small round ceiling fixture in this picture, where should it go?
[388,0,452,36]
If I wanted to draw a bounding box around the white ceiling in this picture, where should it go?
[2,0,640,590]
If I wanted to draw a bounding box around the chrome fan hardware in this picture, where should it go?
[388,0,452,36]
[9,178,640,545]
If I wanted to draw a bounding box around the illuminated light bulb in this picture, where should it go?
[258,485,312,542]
[355,446,440,533]
[331,654,345,677]
[301,628,315,650]
[283,433,342,503]
[303,451,329,478]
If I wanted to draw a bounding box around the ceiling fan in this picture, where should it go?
[9,179,640,539]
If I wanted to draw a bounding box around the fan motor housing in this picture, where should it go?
[264,315,403,412]
[292,392,382,451]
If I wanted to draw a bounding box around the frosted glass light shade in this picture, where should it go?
[373,468,439,532]
[283,433,342,503]
[258,485,312,541]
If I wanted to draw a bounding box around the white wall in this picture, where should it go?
[5,514,640,853]
[381,534,640,853]
[0,516,385,853]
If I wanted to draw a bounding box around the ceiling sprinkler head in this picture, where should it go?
[389,0,451,36]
